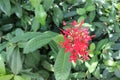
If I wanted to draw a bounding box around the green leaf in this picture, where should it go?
[10,47,22,74]
[1,24,13,31]
[77,8,86,15]
[14,3,22,18]
[0,54,6,74]
[114,69,120,78]
[64,11,77,18]
[117,3,120,10]
[78,16,86,22]
[96,39,108,51]
[31,18,40,32]
[49,40,59,54]
[0,74,13,80]
[0,0,11,16]
[89,11,96,22]
[86,5,95,11]
[0,42,8,52]
[24,31,58,53]
[111,43,120,50]
[35,5,47,25]
[30,0,41,8]
[88,56,98,73]
[14,75,24,80]
[104,60,116,67]
[54,48,71,80]
[90,43,96,51]
[43,0,54,11]
[24,51,40,67]
[53,5,63,27]
[41,60,54,72]
[93,67,100,79]
[10,32,41,43]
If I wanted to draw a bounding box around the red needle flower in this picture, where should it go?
[60,20,95,62]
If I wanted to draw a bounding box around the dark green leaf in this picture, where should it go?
[43,0,54,11]
[53,5,63,27]
[24,51,40,67]
[111,43,120,50]
[54,48,71,80]
[1,24,13,31]
[64,11,77,18]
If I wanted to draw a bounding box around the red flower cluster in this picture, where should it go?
[60,20,94,62]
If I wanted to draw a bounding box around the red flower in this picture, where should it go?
[60,20,94,62]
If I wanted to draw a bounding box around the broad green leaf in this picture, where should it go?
[43,0,54,11]
[0,42,8,52]
[0,0,11,16]
[89,11,96,22]
[104,60,116,67]
[14,75,24,80]
[117,3,120,10]
[6,45,16,63]
[77,8,86,15]
[64,11,77,18]
[88,56,98,73]
[93,67,100,79]
[35,5,47,25]
[86,5,95,11]
[111,43,120,50]
[96,39,108,51]
[1,24,13,31]
[53,5,63,27]
[54,48,71,80]
[99,16,109,22]
[14,3,22,18]
[114,69,120,78]
[88,61,98,73]
[49,40,59,54]
[31,18,40,32]
[0,74,13,80]
[10,32,41,43]
[10,47,22,74]
[30,0,41,8]
[24,31,58,53]
[0,54,6,74]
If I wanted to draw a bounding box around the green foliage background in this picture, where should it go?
[0,0,120,80]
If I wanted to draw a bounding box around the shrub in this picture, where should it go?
[0,0,120,80]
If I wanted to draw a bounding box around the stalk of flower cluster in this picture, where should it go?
[60,20,94,62]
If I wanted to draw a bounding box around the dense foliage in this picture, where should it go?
[0,0,120,80]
